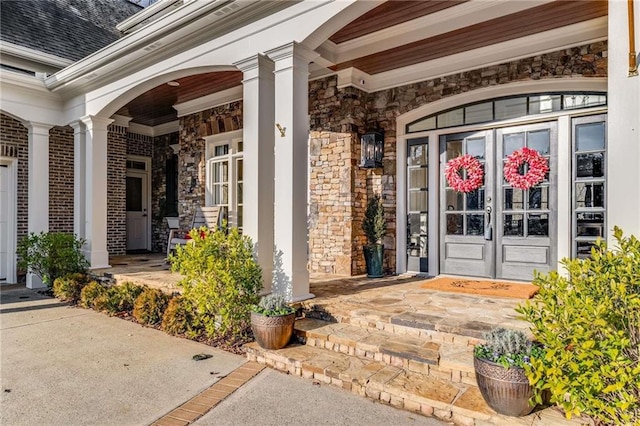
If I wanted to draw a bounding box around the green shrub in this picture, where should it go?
[170,226,262,341]
[133,288,169,326]
[52,273,90,303]
[517,227,640,424]
[362,194,385,245]
[80,281,108,309]
[17,232,89,286]
[104,282,146,315]
[161,296,197,337]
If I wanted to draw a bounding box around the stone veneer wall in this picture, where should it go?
[0,113,28,249]
[308,41,607,274]
[107,124,127,255]
[151,132,178,253]
[49,126,74,233]
[178,101,242,229]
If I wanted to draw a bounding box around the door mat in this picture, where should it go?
[419,277,539,299]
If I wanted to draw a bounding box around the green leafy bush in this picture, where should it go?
[252,294,295,316]
[517,227,640,424]
[17,232,89,286]
[133,288,169,326]
[52,273,90,303]
[170,226,262,341]
[473,327,543,368]
[80,281,108,309]
[161,296,197,337]
[362,194,385,245]
[99,282,146,315]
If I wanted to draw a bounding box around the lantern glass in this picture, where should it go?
[360,131,384,168]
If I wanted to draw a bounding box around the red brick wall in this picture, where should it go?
[0,113,28,247]
[49,126,74,233]
[107,124,127,255]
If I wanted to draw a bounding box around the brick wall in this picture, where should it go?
[107,124,127,255]
[178,101,242,229]
[127,132,153,157]
[49,126,74,233]
[308,41,607,274]
[0,113,28,249]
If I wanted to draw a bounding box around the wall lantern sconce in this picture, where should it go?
[360,130,384,168]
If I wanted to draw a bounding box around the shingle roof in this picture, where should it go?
[0,0,143,62]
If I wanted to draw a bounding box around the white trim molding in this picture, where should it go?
[173,85,243,117]
[127,120,180,137]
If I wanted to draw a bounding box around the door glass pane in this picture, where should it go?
[408,213,428,234]
[409,191,428,211]
[409,144,428,165]
[528,187,548,209]
[504,214,524,236]
[575,182,605,208]
[465,102,492,124]
[527,213,549,236]
[214,145,229,156]
[407,116,436,133]
[564,94,607,110]
[409,168,428,188]
[446,140,463,160]
[576,153,604,177]
[576,212,604,237]
[503,133,525,156]
[576,241,597,259]
[126,177,142,211]
[504,188,524,210]
[528,130,550,154]
[446,214,463,235]
[466,189,485,211]
[446,190,463,211]
[466,214,484,236]
[576,122,605,151]
[529,95,561,114]
[466,138,485,159]
[495,97,527,120]
[438,109,463,127]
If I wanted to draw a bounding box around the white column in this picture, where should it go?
[80,115,113,269]
[266,42,318,302]
[234,54,276,293]
[607,0,640,242]
[26,122,53,289]
[70,121,86,239]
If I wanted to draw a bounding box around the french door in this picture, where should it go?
[439,122,557,281]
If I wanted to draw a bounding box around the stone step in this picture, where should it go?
[245,342,591,426]
[295,318,477,384]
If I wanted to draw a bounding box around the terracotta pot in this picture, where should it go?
[474,357,535,417]
[251,311,295,350]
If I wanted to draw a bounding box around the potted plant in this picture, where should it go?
[362,194,385,278]
[473,327,544,417]
[250,294,296,350]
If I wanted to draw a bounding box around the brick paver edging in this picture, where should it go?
[151,362,265,426]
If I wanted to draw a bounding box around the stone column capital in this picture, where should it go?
[233,54,274,77]
[79,115,114,130]
[25,121,54,135]
[265,42,319,72]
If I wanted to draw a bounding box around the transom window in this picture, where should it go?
[407,93,607,133]
[205,130,243,230]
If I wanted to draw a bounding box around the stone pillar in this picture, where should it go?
[266,42,318,302]
[70,121,86,239]
[607,0,640,240]
[26,122,53,288]
[234,54,276,293]
[80,115,113,269]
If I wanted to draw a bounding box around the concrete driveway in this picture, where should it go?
[1,286,448,426]
[0,286,244,426]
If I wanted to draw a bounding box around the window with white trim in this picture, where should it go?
[205,131,243,230]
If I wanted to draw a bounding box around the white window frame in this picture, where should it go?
[204,129,243,229]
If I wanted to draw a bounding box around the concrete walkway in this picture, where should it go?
[1,286,448,426]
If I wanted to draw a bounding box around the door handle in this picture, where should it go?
[142,214,148,217]
[485,205,493,241]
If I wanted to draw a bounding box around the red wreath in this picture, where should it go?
[503,147,549,190]
[445,154,484,193]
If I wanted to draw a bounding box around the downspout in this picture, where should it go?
[629,0,638,76]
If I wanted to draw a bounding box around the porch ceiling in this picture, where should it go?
[116,0,607,128]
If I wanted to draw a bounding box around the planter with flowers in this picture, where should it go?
[250,294,296,350]
[473,327,544,417]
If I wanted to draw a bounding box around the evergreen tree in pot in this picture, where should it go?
[362,194,386,278]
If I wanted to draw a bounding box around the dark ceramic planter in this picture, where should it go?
[363,244,384,278]
[474,357,535,417]
[251,311,295,350]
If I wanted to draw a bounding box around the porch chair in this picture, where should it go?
[166,205,222,257]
